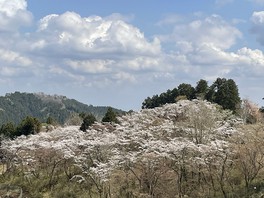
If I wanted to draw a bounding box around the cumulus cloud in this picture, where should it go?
[0,4,264,109]
[251,11,264,46]
[19,11,163,85]
[154,15,245,79]
[66,59,113,74]
[236,47,264,75]
[0,0,27,16]
[33,12,161,57]
[0,0,32,32]
[0,49,31,66]
[161,14,242,50]
[151,12,264,100]
[113,72,136,83]
[0,48,33,80]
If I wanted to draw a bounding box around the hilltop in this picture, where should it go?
[3,100,263,197]
[0,92,123,125]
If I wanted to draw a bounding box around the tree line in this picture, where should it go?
[0,92,123,126]
[0,107,119,139]
[0,116,41,139]
[142,78,241,112]
[80,107,119,132]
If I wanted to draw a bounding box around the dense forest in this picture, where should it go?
[0,92,123,125]
[142,78,240,112]
[0,79,264,197]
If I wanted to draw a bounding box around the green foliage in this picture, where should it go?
[178,83,196,100]
[80,114,97,132]
[142,77,241,112]
[0,122,16,139]
[16,116,41,136]
[102,107,119,123]
[46,116,57,125]
[79,112,86,119]
[142,88,179,109]
[206,78,241,112]
[195,79,208,99]
[0,117,44,138]
[0,92,124,126]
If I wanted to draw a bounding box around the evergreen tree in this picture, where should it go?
[46,116,57,125]
[16,116,41,136]
[142,97,152,109]
[141,78,240,112]
[0,122,16,139]
[164,88,179,104]
[220,79,241,111]
[79,112,86,119]
[206,78,240,112]
[102,108,119,123]
[80,114,97,132]
[178,83,196,100]
[195,79,208,99]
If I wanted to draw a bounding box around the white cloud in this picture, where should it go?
[18,11,163,85]
[0,0,27,16]
[0,48,33,80]
[33,12,161,57]
[66,59,113,74]
[0,5,264,109]
[251,11,264,46]
[0,0,32,31]
[236,47,264,75]
[113,72,136,83]
[104,13,135,23]
[153,14,256,81]
[190,43,240,66]
[0,67,18,77]
[0,48,32,66]
[251,11,264,24]
[165,15,242,50]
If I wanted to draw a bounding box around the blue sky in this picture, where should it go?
[1,0,264,110]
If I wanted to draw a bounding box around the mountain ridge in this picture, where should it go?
[0,91,124,125]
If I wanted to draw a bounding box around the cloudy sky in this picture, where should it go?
[1,0,264,110]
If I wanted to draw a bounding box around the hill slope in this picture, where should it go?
[0,92,123,125]
[4,100,261,197]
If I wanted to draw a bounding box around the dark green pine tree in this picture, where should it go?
[195,79,208,99]
[16,116,41,136]
[206,78,226,103]
[178,83,196,100]
[102,107,119,123]
[218,79,241,112]
[0,122,16,139]
[142,97,152,109]
[80,114,97,132]
[206,78,241,112]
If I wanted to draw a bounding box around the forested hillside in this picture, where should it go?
[0,92,123,125]
[1,100,264,197]
[142,78,241,112]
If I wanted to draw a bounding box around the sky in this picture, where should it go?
[0,0,264,111]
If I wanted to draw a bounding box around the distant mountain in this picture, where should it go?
[0,92,124,125]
